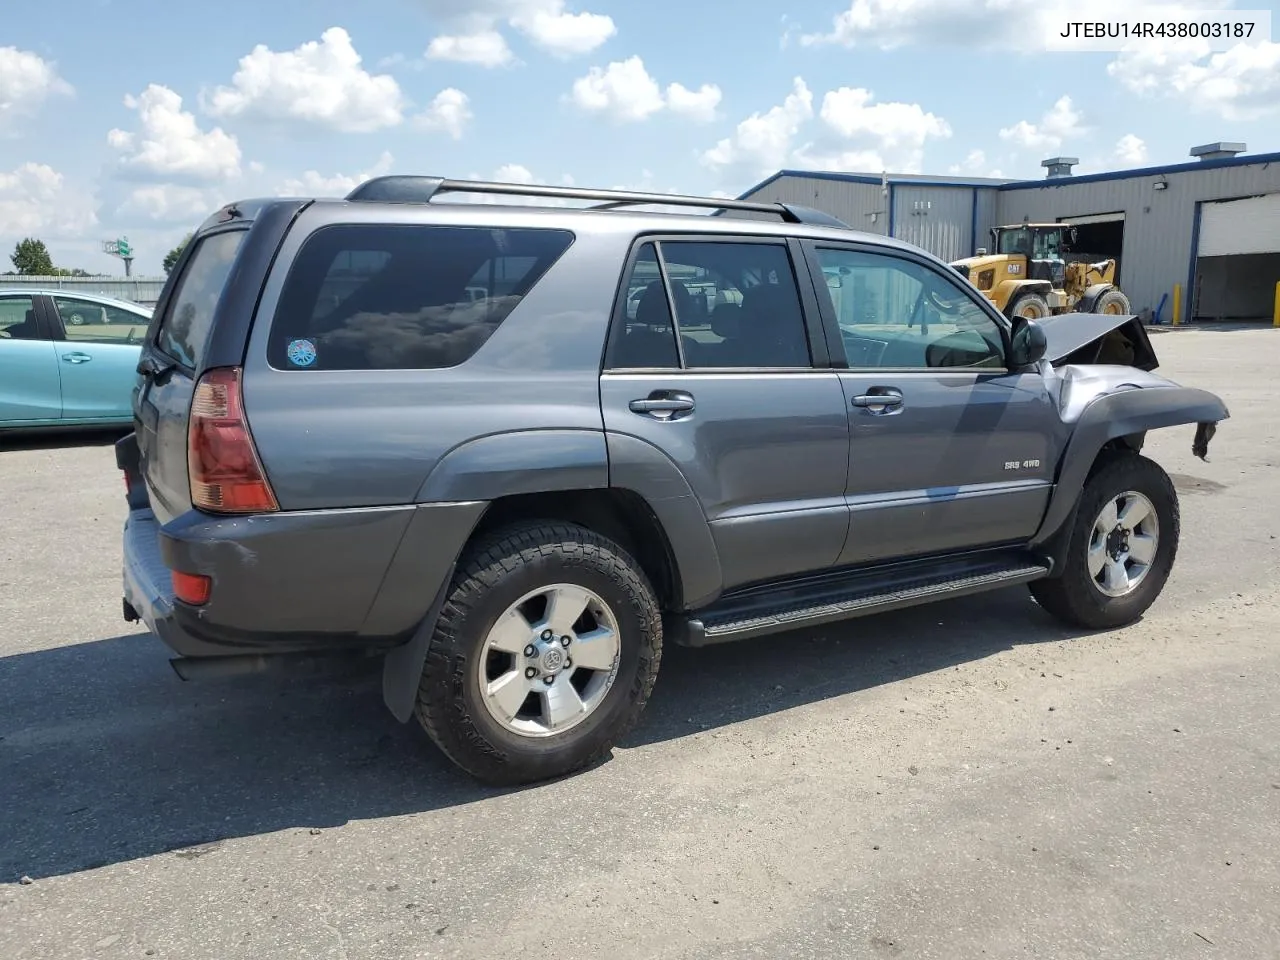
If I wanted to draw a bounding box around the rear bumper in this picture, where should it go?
[123,507,218,657]
[121,500,488,659]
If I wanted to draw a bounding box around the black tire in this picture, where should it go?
[1030,453,1180,630]
[1093,287,1132,316]
[415,521,663,786]
[1009,292,1051,320]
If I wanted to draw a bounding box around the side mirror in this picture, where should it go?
[1010,318,1047,367]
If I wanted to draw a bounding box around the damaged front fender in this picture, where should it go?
[1032,380,1229,555]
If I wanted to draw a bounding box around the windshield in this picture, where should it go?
[996,227,1064,260]
[996,228,1031,256]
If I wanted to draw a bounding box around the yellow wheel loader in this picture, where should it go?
[950,222,1131,320]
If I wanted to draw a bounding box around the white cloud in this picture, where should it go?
[666,82,722,123]
[511,3,616,57]
[700,77,949,178]
[1114,134,1148,165]
[203,27,405,133]
[107,84,242,182]
[700,77,814,173]
[415,1,614,64]
[817,87,950,171]
[570,56,664,122]
[0,46,73,128]
[1108,39,1280,121]
[949,148,985,173]
[948,149,1009,179]
[278,152,396,197]
[494,163,537,184]
[413,88,473,139]
[0,163,98,239]
[800,0,1029,50]
[426,31,514,67]
[797,0,1239,52]
[117,184,219,224]
[569,58,722,123]
[998,95,1084,152]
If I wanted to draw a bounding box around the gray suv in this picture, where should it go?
[117,176,1228,785]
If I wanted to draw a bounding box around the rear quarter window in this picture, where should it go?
[267,223,574,371]
[155,229,247,368]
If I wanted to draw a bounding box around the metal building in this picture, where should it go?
[741,143,1280,323]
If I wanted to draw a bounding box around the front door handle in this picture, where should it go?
[629,391,695,420]
[851,388,904,413]
[62,352,93,364]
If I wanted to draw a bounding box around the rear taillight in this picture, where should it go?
[172,570,212,605]
[187,367,278,514]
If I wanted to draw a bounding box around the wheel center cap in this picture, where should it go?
[1105,525,1129,560]
[539,646,565,674]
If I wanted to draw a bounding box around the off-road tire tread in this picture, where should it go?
[1094,288,1132,314]
[1010,292,1051,320]
[415,520,662,786]
[1030,453,1179,629]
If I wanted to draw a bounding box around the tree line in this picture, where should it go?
[5,238,91,276]
[6,235,194,277]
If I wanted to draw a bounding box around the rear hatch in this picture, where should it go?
[131,201,305,524]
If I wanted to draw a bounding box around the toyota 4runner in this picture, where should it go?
[116,176,1229,785]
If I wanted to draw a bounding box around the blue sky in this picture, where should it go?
[3,0,1279,274]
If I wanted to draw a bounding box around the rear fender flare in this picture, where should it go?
[416,430,609,502]
[607,432,723,610]
[1031,385,1229,565]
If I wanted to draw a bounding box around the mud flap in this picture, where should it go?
[1192,421,1217,462]
[381,564,455,724]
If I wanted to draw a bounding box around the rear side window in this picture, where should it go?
[267,224,574,371]
[156,229,247,368]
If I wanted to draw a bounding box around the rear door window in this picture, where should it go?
[52,296,150,344]
[155,229,247,368]
[267,224,574,371]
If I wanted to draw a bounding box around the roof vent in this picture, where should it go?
[1041,157,1079,179]
[1190,141,1246,161]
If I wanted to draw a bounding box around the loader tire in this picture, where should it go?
[1009,293,1051,320]
[1094,288,1132,316]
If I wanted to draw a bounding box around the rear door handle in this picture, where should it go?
[629,391,695,419]
[62,352,92,364]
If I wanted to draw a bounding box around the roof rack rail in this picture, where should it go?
[343,175,850,228]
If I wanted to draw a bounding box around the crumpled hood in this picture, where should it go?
[1037,311,1160,372]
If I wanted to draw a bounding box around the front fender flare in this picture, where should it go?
[1031,385,1229,554]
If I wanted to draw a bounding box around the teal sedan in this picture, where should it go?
[0,289,151,431]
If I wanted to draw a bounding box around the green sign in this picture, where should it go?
[117,237,132,258]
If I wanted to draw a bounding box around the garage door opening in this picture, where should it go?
[1059,212,1125,284]
[1194,193,1280,322]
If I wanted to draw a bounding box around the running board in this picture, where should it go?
[674,551,1050,647]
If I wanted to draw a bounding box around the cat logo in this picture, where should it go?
[1007,263,1021,275]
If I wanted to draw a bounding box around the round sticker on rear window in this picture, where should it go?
[286,338,317,367]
